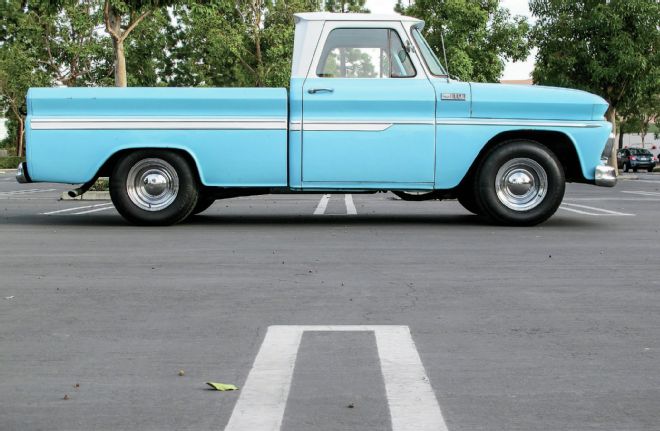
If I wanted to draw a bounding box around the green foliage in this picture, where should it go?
[397,0,531,82]
[167,0,319,88]
[0,0,110,150]
[124,9,170,86]
[0,157,25,169]
[324,0,368,13]
[0,44,49,115]
[530,0,660,119]
[619,94,659,144]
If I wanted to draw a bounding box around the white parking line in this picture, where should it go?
[621,179,660,184]
[71,205,115,215]
[224,325,447,431]
[560,202,634,216]
[42,203,113,215]
[564,197,660,201]
[0,188,57,196]
[344,194,357,215]
[621,190,660,197]
[313,194,331,215]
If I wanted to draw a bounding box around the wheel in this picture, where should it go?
[633,167,638,173]
[192,196,216,215]
[392,191,440,201]
[472,140,565,226]
[623,162,629,172]
[110,150,199,225]
[457,189,482,215]
[649,167,655,173]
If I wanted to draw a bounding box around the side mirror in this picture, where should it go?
[405,40,416,54]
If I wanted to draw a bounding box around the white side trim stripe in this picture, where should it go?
[32,117,602,131]
[294,119,434,132]
[436,118,603,128]
[306,122,393,131]
[31,117,287,130]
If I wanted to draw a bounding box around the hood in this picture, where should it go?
[470,83,609,121]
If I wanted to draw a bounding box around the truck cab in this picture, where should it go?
[17,13,617,226]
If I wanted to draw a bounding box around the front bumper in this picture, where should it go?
[16,162,32,184]
[595,164,616,187]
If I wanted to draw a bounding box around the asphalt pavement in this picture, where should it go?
[1,169,659,431]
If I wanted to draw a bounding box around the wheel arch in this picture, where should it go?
[459,130,585,188]
[95,146,204,185]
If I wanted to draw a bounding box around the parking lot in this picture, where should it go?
[1,169,659,431]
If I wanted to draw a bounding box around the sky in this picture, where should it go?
[364,0,535,80]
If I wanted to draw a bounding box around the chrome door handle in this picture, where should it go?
[308,88,334,94]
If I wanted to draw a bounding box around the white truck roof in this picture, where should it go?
[294,12,423,23]
[291,13,425,79]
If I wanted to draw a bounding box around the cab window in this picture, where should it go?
[317,28,416,79]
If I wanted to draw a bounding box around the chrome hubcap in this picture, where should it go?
[495,158,547,211]
[126,158,179,211]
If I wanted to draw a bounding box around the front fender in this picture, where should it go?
[434,121,612,189]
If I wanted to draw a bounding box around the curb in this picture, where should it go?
[60,191,110,201]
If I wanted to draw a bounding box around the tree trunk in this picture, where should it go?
[618,129,624,149]
[606,107,617,171]
[107,6,127,87]
[16,117,24,158]
[253,1,264,87]
[113,38,127,87]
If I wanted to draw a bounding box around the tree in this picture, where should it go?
[0,0,109,154]
[103,0,181,86]
[37,1,112,87]
[620,95,659,148]
[123,8,171,86]
[530,0,660,165]
[168,0,319,88]
[0,46,50,156]
[324,0,368,13]
[396,0,530,82]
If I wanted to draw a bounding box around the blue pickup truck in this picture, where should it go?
[17,12,616,226]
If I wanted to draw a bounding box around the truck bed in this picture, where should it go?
[27,87,289,186]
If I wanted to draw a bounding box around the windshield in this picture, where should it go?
[412,28,447,76]
[630,148,652,155]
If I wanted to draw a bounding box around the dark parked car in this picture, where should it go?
[617,148,657,172]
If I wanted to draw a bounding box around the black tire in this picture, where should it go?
[623,163,629,173]
[457,189,482,215]
[110,150,199,226]
[649,167,655,173]
[472,140,565,226]
[633,167,638,173]
[192,196,216,215]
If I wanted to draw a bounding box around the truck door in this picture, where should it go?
[301,25,436,188]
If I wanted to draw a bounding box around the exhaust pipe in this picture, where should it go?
[67,178,97,198]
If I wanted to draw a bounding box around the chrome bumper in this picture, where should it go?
[595,164,617,187]
[16,162,31,184]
